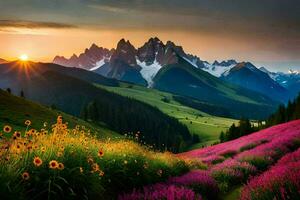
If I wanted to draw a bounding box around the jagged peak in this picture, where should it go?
[116,38,136,51]
[69,54,78,60]
[213,60,220,65]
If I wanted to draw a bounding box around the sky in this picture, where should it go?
[0,0,299,72]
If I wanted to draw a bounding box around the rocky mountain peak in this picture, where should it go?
[110,39,138,67]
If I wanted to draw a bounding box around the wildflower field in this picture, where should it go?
[0,116,189,199]
[1,114,300,199]
[120,120,300,200]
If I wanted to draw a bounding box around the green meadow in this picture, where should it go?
[97,83,237,149]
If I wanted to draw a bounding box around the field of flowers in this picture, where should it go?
[0,116,189,199]
[1,116,300,200]
[120,120,300,199]
[240,148,300,200]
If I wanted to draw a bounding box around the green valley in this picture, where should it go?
[98,83,237,148]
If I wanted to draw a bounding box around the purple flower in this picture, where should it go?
[240,148,300,200]
[119,184,202,200]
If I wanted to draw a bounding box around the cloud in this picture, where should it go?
[0,20,77,29]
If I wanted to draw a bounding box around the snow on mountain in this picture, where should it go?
[182,56,198,68]
[90,58,107,71]
[288,69,299,75]
[195,60,238,77]
[137,58,162,87]
[201,62,236,77]
[260,67,300,88]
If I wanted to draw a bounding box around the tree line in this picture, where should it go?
[79,97,193,152]
[219,93,300,143]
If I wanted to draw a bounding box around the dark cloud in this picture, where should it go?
[0,20,77,29]
[0,0,299,68]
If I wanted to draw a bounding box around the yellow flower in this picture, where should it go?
[49,160,59,169]
[124,160,128,165]
[79,167,84,173]
[58,163,64,170]
[57,152,63,157]
[41,147,46,153]
[25,120,31,126]
[33,156,43,167]
[3,125,12,133]
[22,172,30,180]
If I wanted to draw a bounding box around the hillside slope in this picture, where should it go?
[153,57,278,119]
[221,62,290,102]
[180,119,300,162]
[99,83,238,147]
[0,89,118,137]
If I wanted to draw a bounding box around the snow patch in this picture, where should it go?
[137,58,162,87]
[90,59,106,71]
[182,57,198,68]
[201,63,236,77]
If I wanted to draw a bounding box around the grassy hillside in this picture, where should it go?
[0,89,118,138]
[98,83,237,147]
[0,112,189,200]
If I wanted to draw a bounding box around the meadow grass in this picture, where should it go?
[0,90,119,138]
[97,83,237,148]
[0,116,189,200]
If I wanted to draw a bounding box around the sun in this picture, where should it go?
[19,54,29,61]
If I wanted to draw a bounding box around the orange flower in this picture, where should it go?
[49,160,59,169]
[97,149,104,157]
[25,120,31,126]
[33,157,43,167]
[92,163,100,172]
[14,131,21,138]
[99,170,105,177]
[57,116,63,124]
[3,125,12,133]
[22,172,30,180]
[58,163,65,170]
[87,157,94,164]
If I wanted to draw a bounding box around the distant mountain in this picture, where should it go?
[221,62,290,102]
[0,61,118,92]
[53,39,280,118]
[260,67,300,98]
[153,57,278,119]
[0,58,7,64]
[52,38,241,85]
[53,37,211,86]
[0,61,192,152]
[53,44,113,70]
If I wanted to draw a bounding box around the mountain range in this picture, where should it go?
[260,67,300,98]
[53,37,299,105]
